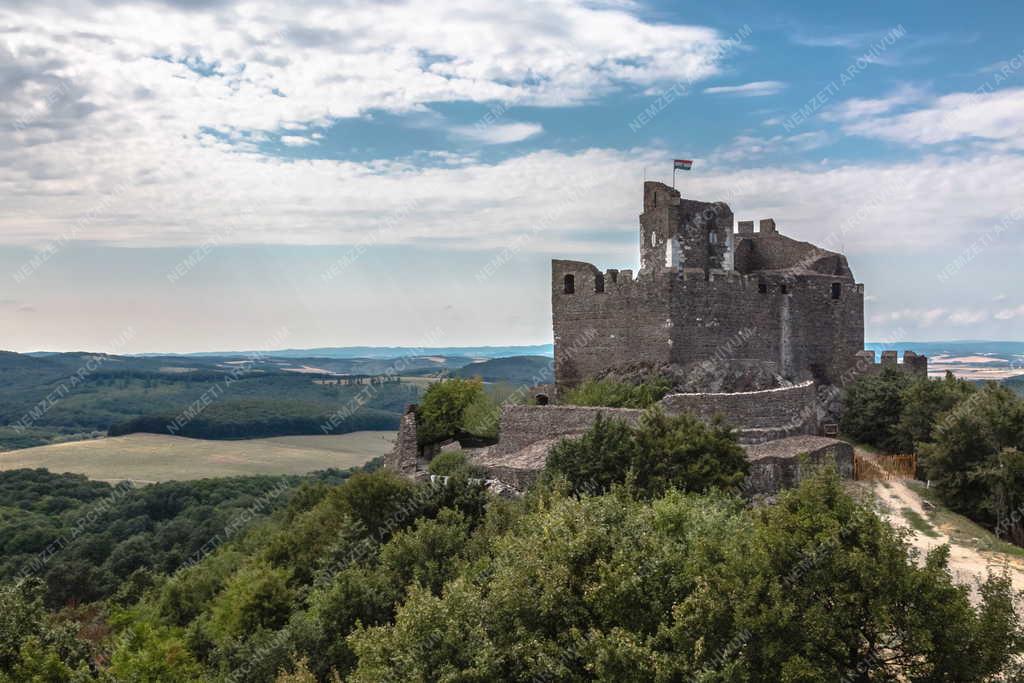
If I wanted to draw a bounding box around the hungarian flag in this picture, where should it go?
[674,159,693,171]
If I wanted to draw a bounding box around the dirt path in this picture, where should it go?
[865,463,1024,603]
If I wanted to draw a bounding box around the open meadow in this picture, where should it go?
[0,430,395,483]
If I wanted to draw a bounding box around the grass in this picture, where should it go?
[907,480,1024,559]
[0,431,396,484]
[900,506,940,538]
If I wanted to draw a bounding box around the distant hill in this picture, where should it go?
[132,344,555,360]
[0,348,559,451]
[451,355,554,385]
[0,350,419,450]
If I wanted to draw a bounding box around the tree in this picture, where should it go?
[545,409,748,496]
[922,383,1024,528]
[417,378,487,445]
[894,371,974,452]
[348,472,1024,681]
[840,368,913,452]
[207,561,294,645]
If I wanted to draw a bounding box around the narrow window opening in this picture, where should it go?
[595,273,605,293]
[831,282,841,299]
[758,282,767,294]
[780,284,788,294]
[563,274,575,294]
[650,232,657,247]
[708,231,718,245]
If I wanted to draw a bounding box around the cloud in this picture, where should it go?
[0,0,730,139]
[711,131,829,163]
[947,309,987,325]
[450,122,543,145]
[703,81,787,97]
[823,85,927,121]
[995,305,1024,320]
[870,308,947,326]
[841,87,1024,148]
[280,135,317,147]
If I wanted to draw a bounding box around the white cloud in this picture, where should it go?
[870,309,947,326]
[704,81,787,97]
[0,0,729,138]
[280,135,317,147]
[450,122,543,145]
[0,5,1022,260]
[841,87,1024,148]
[947,309,988,325]
[996,305,1024,320]
[712,131,829,162]
[823,85,926,121]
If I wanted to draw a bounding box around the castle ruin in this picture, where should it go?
[388,181,928,495]
[553,181,873,391]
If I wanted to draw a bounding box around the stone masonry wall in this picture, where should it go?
[669,271,863,385]
[492,404,646,455]
[385,405,421,477]
[552,260,673,390]
[744,437,854,495]
[659,380,818,431]
[854,350,929,379]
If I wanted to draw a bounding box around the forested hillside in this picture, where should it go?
[0,467,361,610]
[0,352,419,449]
[1,421,1021,680]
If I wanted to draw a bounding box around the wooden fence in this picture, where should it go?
[853,453,917,481]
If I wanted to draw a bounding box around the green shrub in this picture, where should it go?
[546,409,748,496]
[562,377,671,409]
[427,450,470,476]
[839,368,914,452]
[460,391,500,439]
[417,378,486,445]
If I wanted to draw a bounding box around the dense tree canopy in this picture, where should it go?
[841,370,1024,547]
[545,409,749,496]
[1,463,1022,681]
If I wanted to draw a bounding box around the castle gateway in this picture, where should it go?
[552,181,870,390]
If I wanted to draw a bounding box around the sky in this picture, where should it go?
[2,0,1023,353]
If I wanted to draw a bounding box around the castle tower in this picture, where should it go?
[639,181,733,277]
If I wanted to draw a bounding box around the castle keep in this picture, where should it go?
[552,181,868,390]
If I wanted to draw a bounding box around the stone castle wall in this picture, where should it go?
[854,350,929,378]
[385,405,421,477]
[552,262,864,390]
[669,271,863,385]
[490,404,646,456]
[552,181,866,391]
[744,436,854,495]
[551,260,673,388]
[660,380,818,431]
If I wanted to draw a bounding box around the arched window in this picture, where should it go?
[595,273,605,293]
[563,274,575,294]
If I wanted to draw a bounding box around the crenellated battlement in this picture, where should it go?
[735,218,778,235]
[552,181,865,389]
[853,349,929,378]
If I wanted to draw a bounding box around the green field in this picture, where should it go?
[0,431,395,483]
